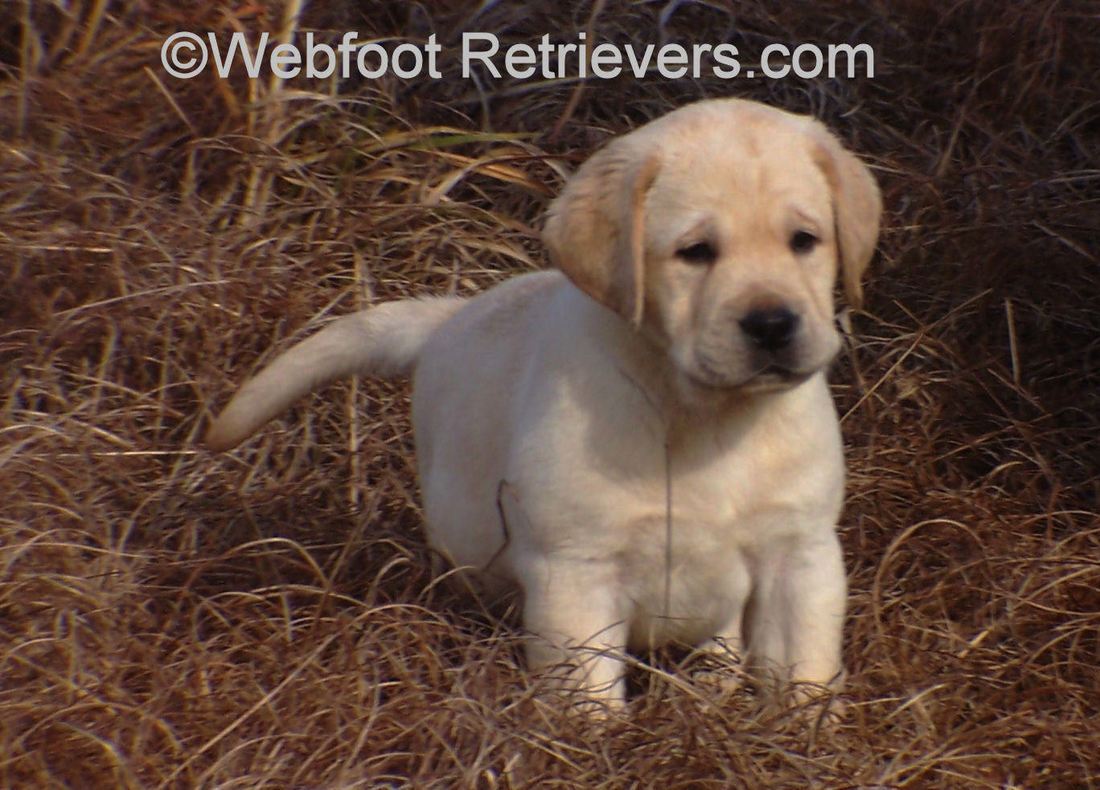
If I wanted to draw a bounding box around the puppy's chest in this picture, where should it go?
[611,437,836,644]
[578,436,816,578]
[621,453,804,558]
[516,369,843,557]
[663,422,828,526]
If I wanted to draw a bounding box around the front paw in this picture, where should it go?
[687,645,746,696]
[781,670,848,730]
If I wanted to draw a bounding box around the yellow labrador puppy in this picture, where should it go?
[206,98,881,709]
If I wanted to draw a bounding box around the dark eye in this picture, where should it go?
[677,241,718,265]
[790,230,819,254]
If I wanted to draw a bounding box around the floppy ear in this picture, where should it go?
[542,143,661,328]
[810,127,882,308]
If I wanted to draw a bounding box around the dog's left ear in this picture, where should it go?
[543,142,661,328]
[810,126,882,309]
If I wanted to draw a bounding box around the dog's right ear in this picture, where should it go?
[543,144,661,328]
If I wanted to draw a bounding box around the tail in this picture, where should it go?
[205,296,465,451]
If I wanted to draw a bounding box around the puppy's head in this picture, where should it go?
[543,98,881,399]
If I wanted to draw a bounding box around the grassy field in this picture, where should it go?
[2,1,1097,786]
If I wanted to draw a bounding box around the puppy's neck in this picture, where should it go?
[588,301,787,426]
[560,276,817,436]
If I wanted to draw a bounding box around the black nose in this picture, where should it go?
[739,306,800,352]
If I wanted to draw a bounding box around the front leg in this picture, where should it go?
[745,529,847,702]
[518,554,629,710]
[691,556,752,693]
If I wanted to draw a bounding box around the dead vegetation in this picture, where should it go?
[1,1,1097,787]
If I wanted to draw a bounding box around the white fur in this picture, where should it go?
[206,98,882,709]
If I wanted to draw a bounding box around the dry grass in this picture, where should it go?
[2,1,1098,787]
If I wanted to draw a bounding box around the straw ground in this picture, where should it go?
[2,2,1097,787]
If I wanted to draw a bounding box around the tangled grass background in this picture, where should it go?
[2,1,1097,786]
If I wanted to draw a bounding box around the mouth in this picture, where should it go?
[739,366,816,392]
[687,362,817,394]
